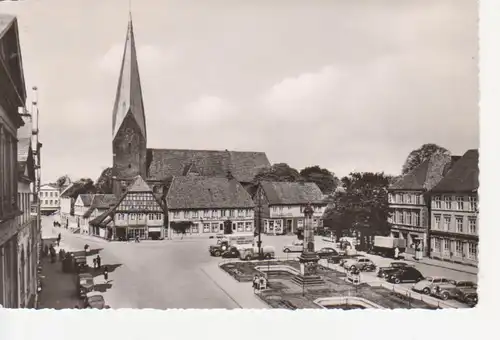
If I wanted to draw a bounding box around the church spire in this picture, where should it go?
[111,14,147,141]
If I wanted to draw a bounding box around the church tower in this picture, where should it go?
[112,14,147,195]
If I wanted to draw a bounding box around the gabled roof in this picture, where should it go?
[89,207,115,227]
[166,176,255,210]
[111,15,146,141]
[83,194,118,218]
[430,149,479,193]
[40,183,58,190]
[147,149,270,183]
[77,194,94,207]
[128,175,151,192]
[60,183,77,198]
[259,181,325,205]
[390,153,454,191]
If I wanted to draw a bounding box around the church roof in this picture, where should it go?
[128,175,152,192]
[147,149,270,183]
[258,181,325,205]
[111,15,147,140]
[166,176,255,210]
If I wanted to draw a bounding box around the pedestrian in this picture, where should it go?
[394,247,400,259]
[84,244,89,255]
[252,275,259,292]
[57,233,61,247]
[96,255,101,269]
[103,265,109,282]
[93,258,97,269]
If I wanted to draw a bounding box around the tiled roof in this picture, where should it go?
[60,183,77,198]
[390,153,454,191]
[166,176,255,210]
[83,194,118,218]
[259,181,325,205]
[89,207,114,227]
[128,175,152,192]
[78,194,94,207]
[430,149,479,193]
[146,149,270,183]
[390,160,431,191]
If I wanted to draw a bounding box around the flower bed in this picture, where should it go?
[220,260,301,282]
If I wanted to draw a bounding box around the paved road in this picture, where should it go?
[42,216,239,309]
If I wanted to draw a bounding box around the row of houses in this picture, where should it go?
[1,15,40,308]
[58,174,327,241]
[388,149,479,266]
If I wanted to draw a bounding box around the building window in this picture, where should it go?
[397,194,403,203]
[297,219,303,229]
[237,222,244,232]
[434,215,441,230]
[230,210,235,217]
[443,216,451,231]
[444,196,452,210]
[457,196,464,210]
[204,210,210,218]
[405,194,412,204]
[279,206,283,214]
[273,206,278,213]
[131,213,136,220]
[456,241,464,255]
[156,213,162,220]
[470,196,477,211]
[434,196,441,209]
[415,212,420,226]
[173,211,179,219]
[397,211,403,224]
[388,194,393,204]
[468,217,477,234]
[238,209,244,217]
[405,211,411,225]
[434,238,441,252]
[191,223,199,233]
[203,223,210,233]
[211,210,217,218]
[221,210,226,217]
[456,216,464,233]
[211,223,219,233]
[444,239,451,252]
[468,243,477,259]
[245,222,253,231]
[192,211,199,218]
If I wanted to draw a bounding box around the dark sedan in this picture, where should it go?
[386,267,424,284]
[221,246,240,258]
[377,262,413,278]
[317,247,341,260]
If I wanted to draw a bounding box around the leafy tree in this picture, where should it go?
[253,163,301,183]
[299,166,339,194]
[55,175,71,191]
[402,143,451,175]
[324,172,392,249]
[95,167,113,194]
[170,221,193,239]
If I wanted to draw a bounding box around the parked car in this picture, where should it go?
[387,267,424,284]
[221,246,240,259]
[430,280,477,301]
[377,262,413,278]
[283,240,304,253]
[317,247,340,259]
[463,292,478,307]
[342,257,376,272]
[412,277,453,295]
[338,254,363,267]
[76,273,94,299]
[84,291,107,309]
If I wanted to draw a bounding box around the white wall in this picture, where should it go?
[269,205,326,218]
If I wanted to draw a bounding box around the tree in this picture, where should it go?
[324,172,392,249]
[299,166,339,194]
[253,163,301,183]
[55,175,71,191]
[402,143,451,175]
[95,167,113,194]
[170,221,193,239]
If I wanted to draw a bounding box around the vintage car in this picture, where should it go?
[377,262,413,278]
[338,254,364,267]
[430,280,477,301]
[76,273,94,299]
[387,267,424,284]
[84,291,108,309]
[317,247,343,262]
[282,240,304,253]
[221,246,240,258]
[342,257,376,272]
[412,276,453,295]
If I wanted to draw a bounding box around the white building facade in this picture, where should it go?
[39,184,59,213]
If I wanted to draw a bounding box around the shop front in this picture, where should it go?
[127,226,147,240]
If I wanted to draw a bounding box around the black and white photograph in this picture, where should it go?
[0,0,489,325]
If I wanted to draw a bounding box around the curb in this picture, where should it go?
[403,257,477,275]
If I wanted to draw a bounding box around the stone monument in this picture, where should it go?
[292,203,324,286]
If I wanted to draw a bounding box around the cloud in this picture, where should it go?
[98,44,178,75]
[182,95,234,124]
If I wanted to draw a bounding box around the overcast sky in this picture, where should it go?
[2,0,478,183]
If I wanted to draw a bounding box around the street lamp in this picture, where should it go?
[256,182,263,259]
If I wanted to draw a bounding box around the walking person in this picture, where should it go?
[103,265,109,282]
[96,255,101,269]
[57,233,61,247]
[93,258,97,269]
[394,247,400,259]
[252,275,259,293]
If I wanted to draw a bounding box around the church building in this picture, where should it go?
[92,15,270,239]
